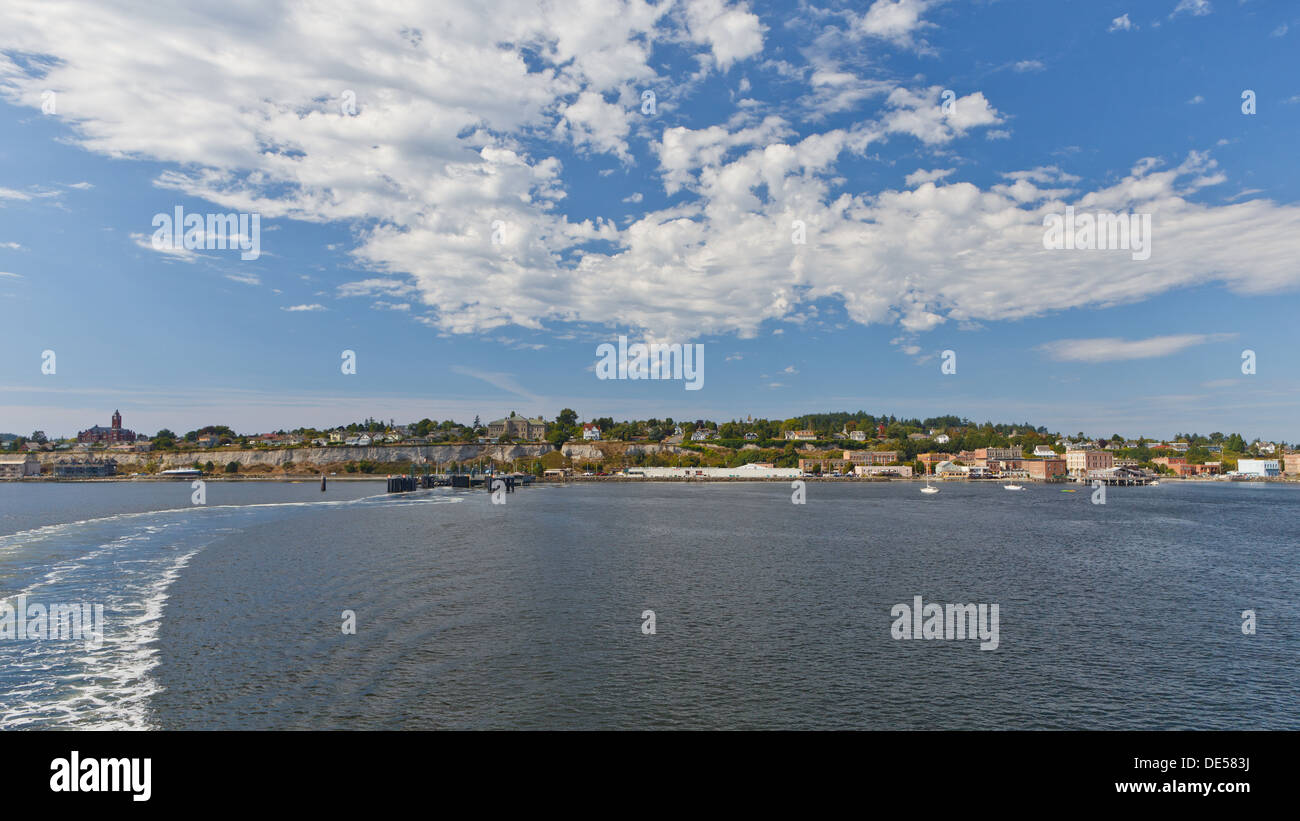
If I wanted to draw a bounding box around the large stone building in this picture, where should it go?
[486,415,547,441]
[1066,449,1113,477]
[975,447,1021,464]
[843,450,899,465]
[78,410,136,444]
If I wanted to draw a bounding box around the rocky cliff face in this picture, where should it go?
[560,442,689,460]
[38,443,556,469]
[35,439,694,470]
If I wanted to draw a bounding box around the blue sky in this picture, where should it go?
[1,0,1298,440]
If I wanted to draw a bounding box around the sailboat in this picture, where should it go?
[921,472,939,494]
[1002,482,1024,490]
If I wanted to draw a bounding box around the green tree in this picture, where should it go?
[546,427,570,447]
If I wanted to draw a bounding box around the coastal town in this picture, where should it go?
[2,408,1295,484]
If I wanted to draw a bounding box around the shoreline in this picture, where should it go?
[4,475,1297,485]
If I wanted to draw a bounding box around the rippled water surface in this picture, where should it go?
[1,479,1295,729]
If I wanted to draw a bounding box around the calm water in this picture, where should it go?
[0,479,1296,729]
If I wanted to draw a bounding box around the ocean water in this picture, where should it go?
[0,479,1295,730]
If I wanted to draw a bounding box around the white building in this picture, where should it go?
[1235,459,1280,477]
[582,423,601,441]
[934,434,950,444]
[853,464,913,477]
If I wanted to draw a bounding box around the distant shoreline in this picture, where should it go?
[4,475,1297,485]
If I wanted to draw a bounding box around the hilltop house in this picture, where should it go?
[487,415,547,441]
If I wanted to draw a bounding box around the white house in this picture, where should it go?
[1033,445,1056,457]
[582,423,601,441]
[934,433,950,444]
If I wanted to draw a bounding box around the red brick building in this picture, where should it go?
[78,409,137,444]
[1026,458,1068,481]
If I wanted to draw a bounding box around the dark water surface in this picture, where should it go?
[1,480,1295,729]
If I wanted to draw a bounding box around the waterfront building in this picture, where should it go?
[0,454,41,478]
[843,450,899,465]
[1284,453,1300,475]
[77,410,137,444]
[853,464,913,477]
[987,458,1026,474]
[917,452,950,473]
[1235,459,1280,477]
[798,457,850,474]
[975,447,1021,463]
[1026,458,1067,481]
[625,465,801,479]
[1066,449,1113,476]
[52,458,117,478]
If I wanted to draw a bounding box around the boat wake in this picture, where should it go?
[0,490,459,729]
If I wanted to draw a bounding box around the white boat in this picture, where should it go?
[921,475,939,494]
[1002,483,1024,491]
